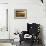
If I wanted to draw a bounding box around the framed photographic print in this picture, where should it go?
[14,9,27,19]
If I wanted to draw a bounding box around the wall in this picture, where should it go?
[0,3,9,39]
[0,0,8,3]
[0,0,13,46]
[8,0,46,45]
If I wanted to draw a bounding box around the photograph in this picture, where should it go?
[14,9,27,19]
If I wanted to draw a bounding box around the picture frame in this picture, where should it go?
[14,9,27,19]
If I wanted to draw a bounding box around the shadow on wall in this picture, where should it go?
[40,25,45,46]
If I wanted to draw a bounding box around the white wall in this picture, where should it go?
[0,0,8,3]
[8,0,46,44]
[0,4,9,39]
